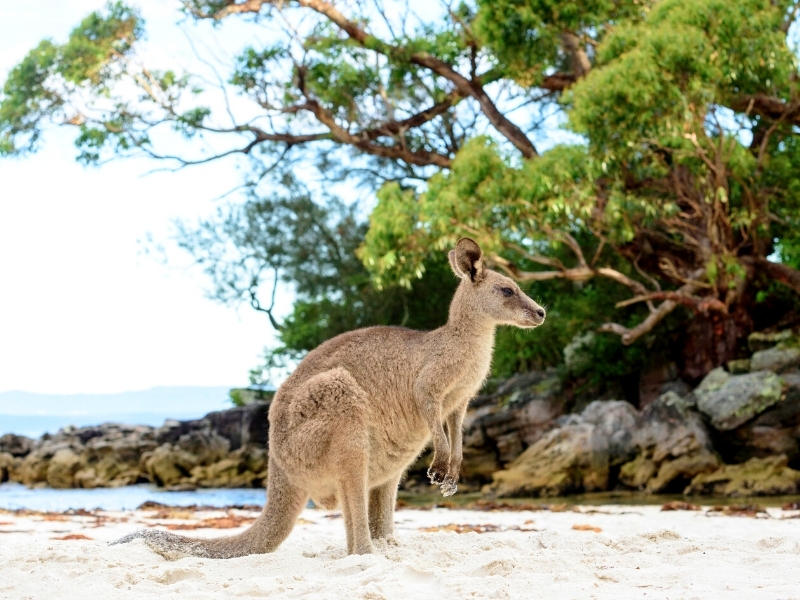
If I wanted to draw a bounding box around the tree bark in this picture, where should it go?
[680,305,753,383]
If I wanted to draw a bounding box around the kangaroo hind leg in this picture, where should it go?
[368,474,402,541]
[338,460,374,555]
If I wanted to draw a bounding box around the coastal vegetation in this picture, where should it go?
[3,0,799,392]
[2,1,800,497]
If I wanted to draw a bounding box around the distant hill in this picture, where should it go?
[0,386,235,437]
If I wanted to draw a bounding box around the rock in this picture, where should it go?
[176,428,230,465]
[619,455,657,489]
[646,452,720,493]
[18,439,80,487]
[46,448,81,489]
[142,444,198,487]
[726,359,751,374]
[485,424,609,497]
[154,402,270,452]
[197,402,271,451]
[191,457,259,489]
[580,400,638,466]
[459,446,501,484]
[748,330,795,353]
[619,392,719,493]
[685,455,800,496]
[0,433,33,457]
[717,374,800,464]
[465,370,565,466]
[75,425,157,488]
[154,420,185,446]
[750,347,800,373]
[18,451,52,486]
[695,368,785,431]
[0,452,21,483]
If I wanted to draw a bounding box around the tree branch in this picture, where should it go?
[615,291,727,314]
[361,89,464,141]
[599,283,700,345]
[187,0,538,157]
[741,256,800,296]
[730,94,800,128]
[249,268,283,331]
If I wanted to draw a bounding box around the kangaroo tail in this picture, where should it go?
[111,462,306,560]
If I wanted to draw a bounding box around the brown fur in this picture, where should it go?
[112,238,545,558]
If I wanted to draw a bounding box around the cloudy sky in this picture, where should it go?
[0,1,284,396]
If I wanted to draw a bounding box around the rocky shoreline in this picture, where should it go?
[2,329,799,498]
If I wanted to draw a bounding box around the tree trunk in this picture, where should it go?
[680,305,753,383]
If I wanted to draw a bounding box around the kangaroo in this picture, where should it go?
[112,238,545,559]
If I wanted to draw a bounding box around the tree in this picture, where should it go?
[175,186,456,383]
[3,0,800,382]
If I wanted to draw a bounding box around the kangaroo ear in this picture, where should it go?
[448,250,464,278]
[453,237,485,283]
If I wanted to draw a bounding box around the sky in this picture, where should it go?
[0,1,284,396]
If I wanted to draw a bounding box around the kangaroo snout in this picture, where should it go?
[526,304,546,327]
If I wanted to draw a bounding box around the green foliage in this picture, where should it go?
[0,2,142,156]
[569,0,795,164]
[475,0,647,85]
[5,0,800,385]
[229,389,244,407]
[175,187,457,384]
[257,254,457,383]
[360,137,597,288]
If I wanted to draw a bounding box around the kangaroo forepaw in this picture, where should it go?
[427,463,448,485]
[439,476,458,497]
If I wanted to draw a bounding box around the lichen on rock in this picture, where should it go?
[685,455,800,497]
[695,368,785,431]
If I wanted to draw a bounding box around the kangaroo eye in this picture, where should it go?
[501,287,515,297]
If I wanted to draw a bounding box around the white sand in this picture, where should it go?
[1,503,800,599]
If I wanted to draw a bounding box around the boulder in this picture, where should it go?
[46,448,82,489]
[18,451,51,486]
[142,444,199,487]
[716,374,800,465]
[619,455,657,489]
[176,428,230,465]
[459,446,501,484]
[485,423,609,497]
[619,392,719,493]
[154,402,271,452]
[0,452,21,483]
[580,400,638,466]
[750,347,800,373]
[190,458,248,488]
[0,433,33,457]
[18,439,81,487]
[748,330,795,353]
[685,455,800,497]
[74,426,157,488]
[695,368,784,431]
[465,370,565,466]
[726,359,751,375]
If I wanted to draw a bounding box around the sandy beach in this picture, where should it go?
[1,502,800,599]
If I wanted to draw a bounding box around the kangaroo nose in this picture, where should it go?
[535,309,545,319]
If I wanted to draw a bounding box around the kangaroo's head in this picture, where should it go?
[448,237,545,329]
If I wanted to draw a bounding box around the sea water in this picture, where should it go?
[0,482,266,512]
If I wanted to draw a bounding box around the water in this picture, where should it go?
[0,483,266,512]
[3,483,793,512]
